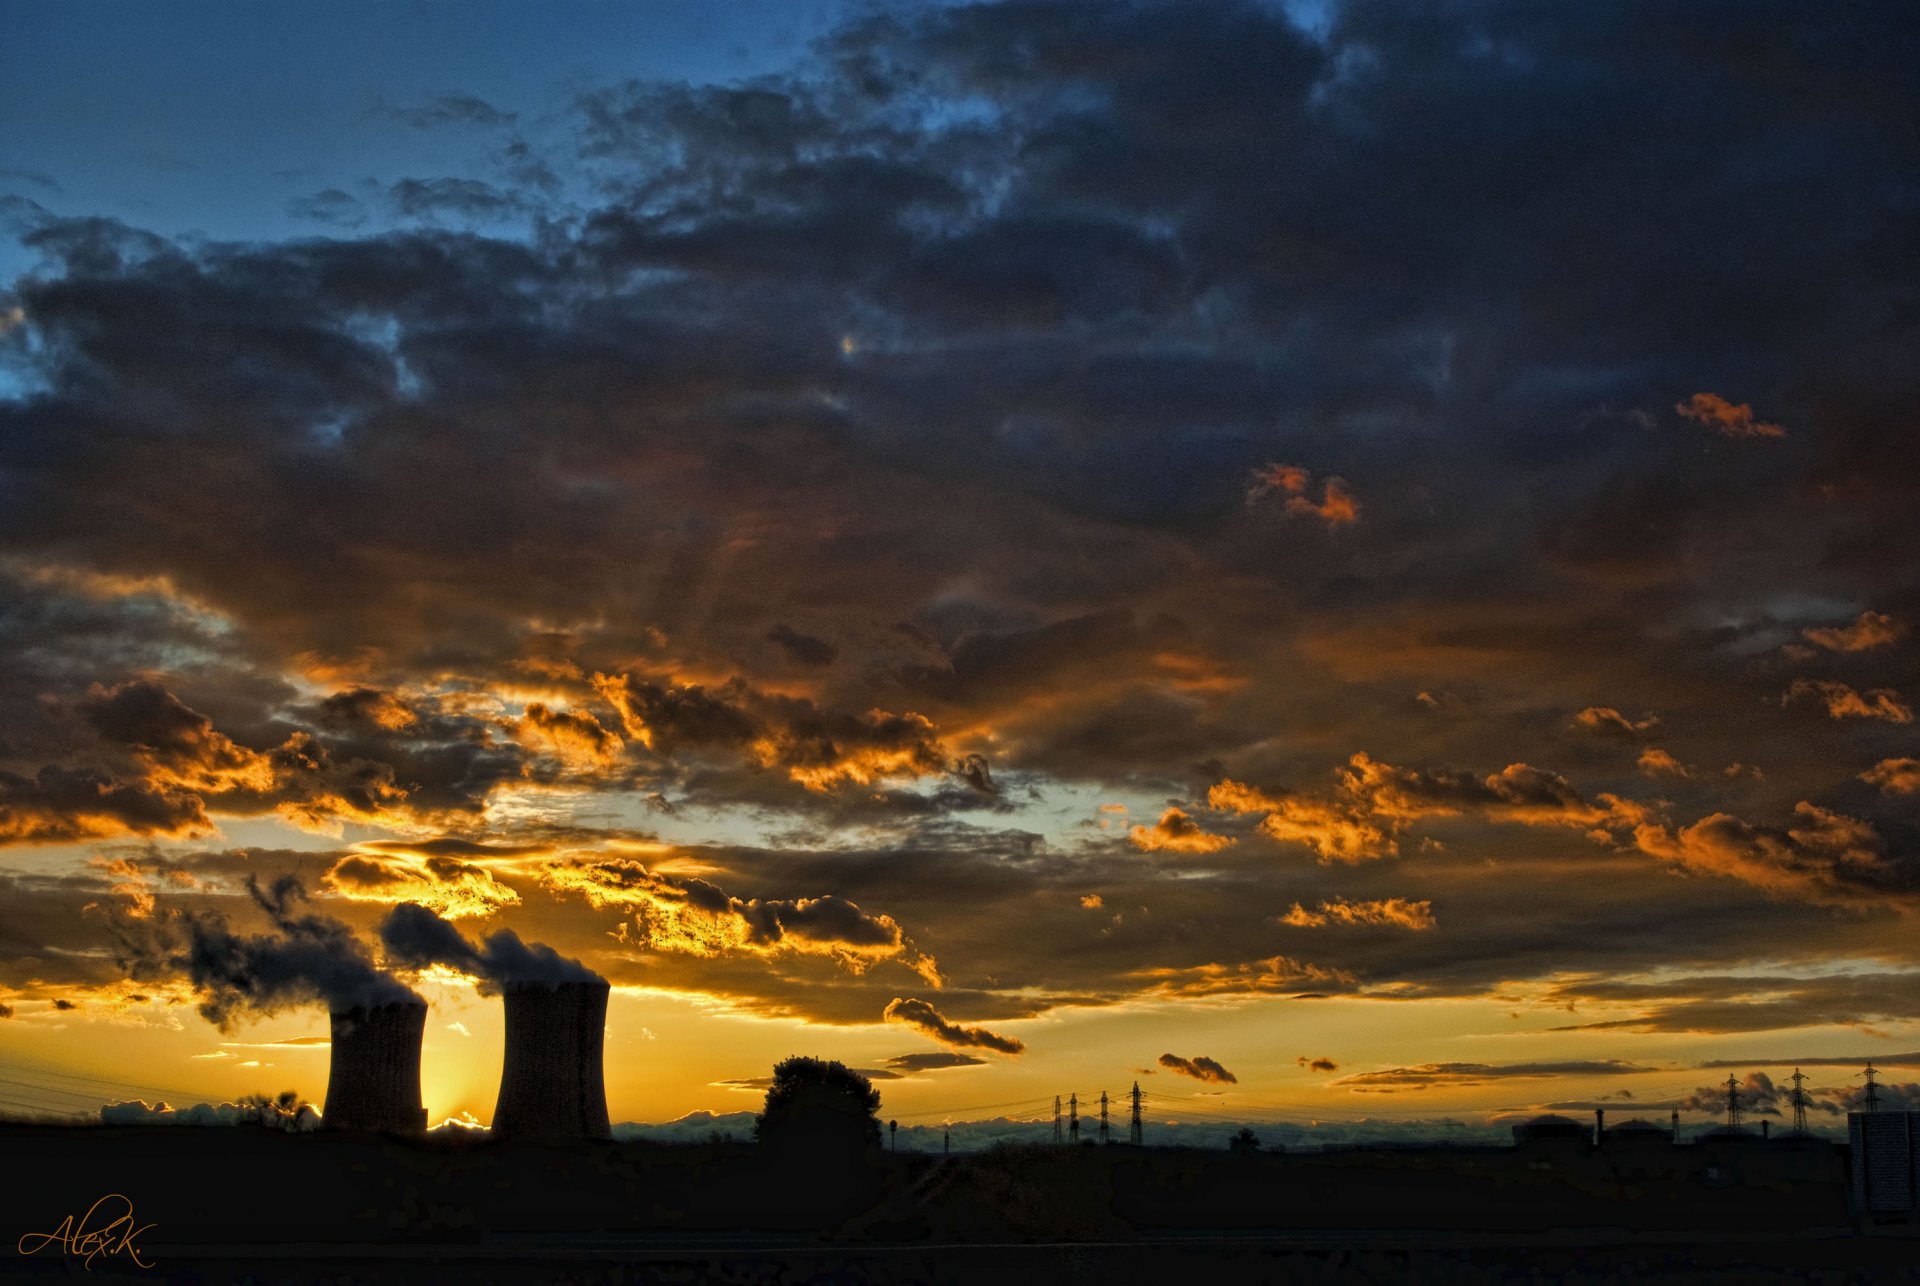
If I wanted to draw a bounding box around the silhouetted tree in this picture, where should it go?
[755,1056,883,1154]
[1229,1126,1261,1154]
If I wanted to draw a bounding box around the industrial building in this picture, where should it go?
[492,978,612,1139]
[322,999,428,1134]
[1510,1113,1588,1147]
[1849,1111,1918,1218]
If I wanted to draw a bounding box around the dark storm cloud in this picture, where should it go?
[1544,971,1920,1034]
[379,94,517,131]
[0,765,208,844]
[287,189,368,228]
[1696,1052,1920,1070]
[883,996,1024,1054]
[1332,1061,1653,1092]
[766,622,838,668]
[1158,1053,1237,1084]
[5,0,1920,1047]
[884,1051,988,1073]
[384,177,529,223]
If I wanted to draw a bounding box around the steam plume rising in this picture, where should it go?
[117,874,417,1030]
[378,901,603,992]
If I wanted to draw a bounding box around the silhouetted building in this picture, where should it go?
[1602,1118,1673,1148]
[1512,1113,1587,1147]
[493,979,610,1139]
[323,999,427,1134]
[1697,1124,1762,1146]
[1849,1111,1918,1217]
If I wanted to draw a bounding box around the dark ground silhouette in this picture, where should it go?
[5,1122,1917,1283]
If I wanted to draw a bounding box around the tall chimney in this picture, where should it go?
[323,999,428,1134]
[1595,1107,1605,1146]
[493,979,610,1139]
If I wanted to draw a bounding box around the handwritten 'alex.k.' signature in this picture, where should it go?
[17,1193,156,1269]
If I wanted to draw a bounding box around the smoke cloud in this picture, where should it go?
[114,874,418,1030]
[378,901,603,992]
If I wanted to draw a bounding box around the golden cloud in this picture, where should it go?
[321,852,521,919]
[543,857,941,984]
[1247,462,1360,527]
[1803,610,1905,653]
[1675,391,1786,440]
[1861,757,1920,796]
[1281,897,1435,930]
[1128,806,1235,855]
[1637,747,1691,778]
[1631,801,1905,907]
[1783,679,1913,723]
[513,701,624,768]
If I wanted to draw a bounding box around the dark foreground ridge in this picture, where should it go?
[5,1123,1917,1284]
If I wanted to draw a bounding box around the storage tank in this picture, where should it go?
[322,999,428,1134]
[492,979,611,1139]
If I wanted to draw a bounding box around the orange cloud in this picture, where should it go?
[0,766,211,846]
[1208,778,1393,863]
[1128,806,1234,854]
[1135,953,1356,998]
[513,701,624,768]
[1861,758,1920,796]
[1631,801,1903,907]
[1247,463,1311,498]
[1675,392,1786,439]
[1206,779,1285,814]
[1210,754,1648,864]
[1803,611,1906,653]
[1281,897,1435,930]
[1247,462,1360,527]
[77,681,275,793]
[543,857,941,984]
[1572,706,1658,739]
[1637,747,1691,778]
[591,670,954,792]
[322,852,521,919]
[1783,679,1913,723]
[1341,753,1648,831]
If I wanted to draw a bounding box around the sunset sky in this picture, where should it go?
[2,0,1917,1136]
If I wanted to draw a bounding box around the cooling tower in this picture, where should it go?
[322,999,428,1134]
[492,979,611,1139]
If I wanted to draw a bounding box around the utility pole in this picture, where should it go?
[1099,1091,1110,1144]
[1864,1063,1880,1112]
[889,1119,897,1151]
[1068,1093,1079,1143]
[1724,1074,1742,1130]
[1790,1068,1809,1137]
[1129,1081,1143,1146]
[1670,1108,1679,1140]
[944,1129,950,1155]
[1053,1095,1063,1145]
